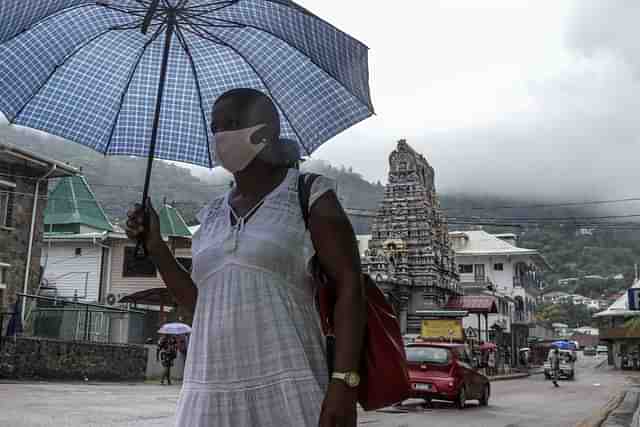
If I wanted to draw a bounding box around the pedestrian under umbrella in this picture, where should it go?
[1,3,373,425]
[127,88,367,427]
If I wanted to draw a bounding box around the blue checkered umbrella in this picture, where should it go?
[0,0,373,202]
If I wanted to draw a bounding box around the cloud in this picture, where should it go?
[307,1,640,205]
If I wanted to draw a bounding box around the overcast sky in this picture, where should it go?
[300,0,640,201]
[2,1,639,203]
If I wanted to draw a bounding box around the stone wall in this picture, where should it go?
[0,337,147,381]
[0,161,49,309]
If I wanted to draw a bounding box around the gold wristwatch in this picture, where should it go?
[331,371,361,388]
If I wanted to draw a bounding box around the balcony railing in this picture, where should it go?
[600,327,640,340]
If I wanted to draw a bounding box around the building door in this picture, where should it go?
[474,264,485,282]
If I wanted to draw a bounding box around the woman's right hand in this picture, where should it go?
[125,199,164,255]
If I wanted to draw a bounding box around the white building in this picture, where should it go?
[574,326,599,336]
[558,277,579,286]
[42,177,193,300]
[356,234,372,257]
[553,322,571,338]
[543,291,572,304]
[449,230,550,354]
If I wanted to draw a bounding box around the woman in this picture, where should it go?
[127,88,366,427]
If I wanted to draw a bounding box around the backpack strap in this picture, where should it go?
[297,172,321,230]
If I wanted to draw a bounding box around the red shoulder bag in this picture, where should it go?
[298,173,411,411]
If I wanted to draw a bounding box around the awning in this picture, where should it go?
[119,288,175,306]
[445,296,498,314]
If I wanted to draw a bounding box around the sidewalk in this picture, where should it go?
[578,370,640,427]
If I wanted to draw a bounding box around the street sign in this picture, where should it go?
[466,326,477,338]
[421,319,463,340]
[628,289,640,310]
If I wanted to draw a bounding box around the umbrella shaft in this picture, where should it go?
[136,13,176,258]
[142,14,176,206]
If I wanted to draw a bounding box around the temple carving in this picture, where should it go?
[362,140,461,334]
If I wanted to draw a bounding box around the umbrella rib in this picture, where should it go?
[10,23,138,123]
[98,4,149,17]
[179,11,244,28]
[184,1,238,13]
[103,23,166,155]
[174,25,214,168]
[188,17,373,111]
[183,25,311,156]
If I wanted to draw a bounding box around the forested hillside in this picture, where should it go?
[6,136,640,297]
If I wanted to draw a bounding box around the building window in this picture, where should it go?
[459,264,473,274]
[494,263,504,271]
[75,248,82,256]
[0,180,16,228]
[122,247,157,277]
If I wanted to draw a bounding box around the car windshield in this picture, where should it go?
[406,346,451,364]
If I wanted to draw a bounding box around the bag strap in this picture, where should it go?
[297,172,321,230]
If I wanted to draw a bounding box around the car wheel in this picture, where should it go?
[456,387,467,410]
[479,384,490,407]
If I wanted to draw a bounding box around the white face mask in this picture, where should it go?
[213,124,268,173]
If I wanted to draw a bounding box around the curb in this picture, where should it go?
[576,391,626,427]
[490,373,530,382]
[602,391,639,427]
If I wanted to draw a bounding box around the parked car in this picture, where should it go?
[583,346,596,356]
[405,342,490,409]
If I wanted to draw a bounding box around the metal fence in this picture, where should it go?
[8,293,147,344]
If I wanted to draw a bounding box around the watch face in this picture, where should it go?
[345,372,361,387]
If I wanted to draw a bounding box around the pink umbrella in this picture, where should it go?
[480,342,497,351]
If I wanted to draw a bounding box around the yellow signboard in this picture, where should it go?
[421,319,463,341]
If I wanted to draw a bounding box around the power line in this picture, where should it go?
[6,188,640,224]
[6,170,640,212]
[443,197,640,211]
[0,171,231,191]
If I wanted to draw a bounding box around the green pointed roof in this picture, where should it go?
[158,204,191,238]
[44,176,114,232]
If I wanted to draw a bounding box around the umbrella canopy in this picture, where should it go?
[158,322,192,335]
[552,341,575,350]
[0,0,373,168]
[479,342,497,351]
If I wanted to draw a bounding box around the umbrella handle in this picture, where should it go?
[134,204,150,260]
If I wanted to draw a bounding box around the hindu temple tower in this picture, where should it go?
[362,140,461,334]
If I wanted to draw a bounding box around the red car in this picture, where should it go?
[406,342,490,409]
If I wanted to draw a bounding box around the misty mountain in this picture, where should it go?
[8,136,640,291]
[7,136,615,229]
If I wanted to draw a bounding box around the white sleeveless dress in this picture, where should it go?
[175,169,335,427]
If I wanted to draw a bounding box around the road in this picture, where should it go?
[0,355,630,427]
